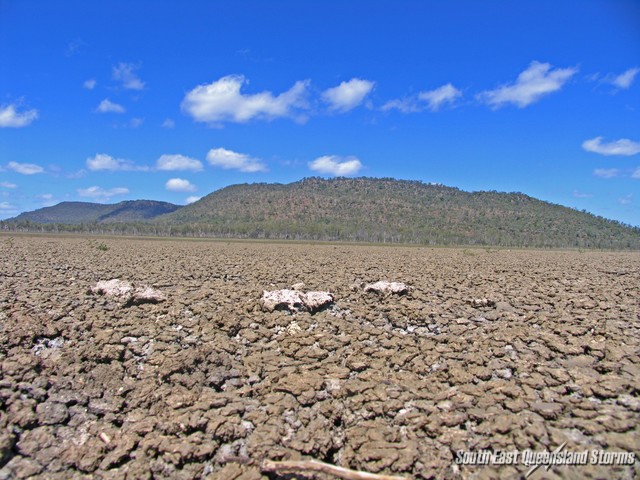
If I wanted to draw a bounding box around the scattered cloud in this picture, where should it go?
[77,186,129,200]
[112,62,145,90]
[0,104,38,127]
[162,118,175,129]
[382,83,462,113]
[129,118,144,128]
[0,181,17,188]
[182,75,309,124]
[609,67,639,90]
[7,161,44,175]
[322,78,375,112]
[185,196,201,204]
[86,153,148,172]
[593,168,619,179]
[165,178,197,192]
[618,194,633,205]
[156,154,203,172]
[37,193,56,206]
[477,61,577,108]
[0,202,15,211]
[308,155,363,176]
[572,190,593,198]
[83,79,97,90]
[96,98,125,114]
[418,83,462,111]
[381,97,422,114]
[65,38,86,57]
[582,137,640,156]
[206,147,268,172]
[633,167,640,179]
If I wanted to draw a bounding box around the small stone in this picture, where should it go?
[495,368,513,380]
[36,402,69,425]
[468,298,496,308]
[617,394,640,412]
[529,402,563,420]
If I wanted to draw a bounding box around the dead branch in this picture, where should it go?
[261,459,409,480]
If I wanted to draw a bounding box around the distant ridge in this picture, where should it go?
[8,200,181,224]
[4,177,640,249]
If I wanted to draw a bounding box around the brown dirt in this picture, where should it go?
[0,235,638,479]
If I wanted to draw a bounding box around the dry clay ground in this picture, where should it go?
[0,235,639,480]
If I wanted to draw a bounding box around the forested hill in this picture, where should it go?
[8,200,180,224]
[156,177,639,248]
[4,177,639,248]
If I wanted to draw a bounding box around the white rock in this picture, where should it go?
[261,289,306,312]
[90,279,134,298]
[89,279,166,306]
[130,286,167,305]
[364,281,409,295]
[260,289,334,313]
[303,291,334,312]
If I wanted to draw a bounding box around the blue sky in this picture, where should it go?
[1,0,639,226]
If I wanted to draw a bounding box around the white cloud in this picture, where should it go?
[156,154,203,172]
[593,168,619,179]
[322,78,375,112]
[37,193,56,206]
[0,104,38,127]
[632,167,640,179]
[129,118,144,128]
[572,190,593,198]
[582,137,640,156]
[7,161,44,175]
[165,178,196,192]
[77,186,129,199]
[86,153,147,172]
[161,118,175,129]
[618,194,633,205]
[477,61,577,108]
[610,67,639,89]
[83,79,97,90]
[182,75,309,124]
[96,98,125,113]
[418,83,462,111]
[112,62,145,90]
[382,83,462,113]
[0,181,17,188]
[380,97,422,113]
[206,147,267,172]
[185,196,201,204]
[0,202,15,210]
[308,155,363,176]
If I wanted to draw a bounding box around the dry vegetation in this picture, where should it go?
[1,235,639,479]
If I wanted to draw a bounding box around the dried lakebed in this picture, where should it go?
[0,235,639,479]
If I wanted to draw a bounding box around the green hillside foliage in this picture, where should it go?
[3,178,639,249]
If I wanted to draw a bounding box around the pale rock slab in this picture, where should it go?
[364,281,409,295]
[89,279,166,306]
[261,288,334,313]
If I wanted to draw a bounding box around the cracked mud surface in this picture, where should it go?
[1,235,639,479]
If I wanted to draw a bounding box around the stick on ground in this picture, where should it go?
[261,459,409,480]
